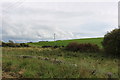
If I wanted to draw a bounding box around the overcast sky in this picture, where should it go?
[1,0,118,42]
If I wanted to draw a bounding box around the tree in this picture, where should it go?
[9,40,14,43]
[102,28,120,56]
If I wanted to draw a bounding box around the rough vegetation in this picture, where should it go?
[2,47,118,78]
[65,42,100,52]
[102,28,120,56]
[2,42,29,47]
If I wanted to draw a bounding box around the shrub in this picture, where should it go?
[2,42,17,47]
[8,43,16,47]
[2,42,29,47]
[65,42,79,52]
[102,28,120,56]
[2,42,7,47]
[77,43,99,52]
[65,42,100,52]
[20,43,29,47]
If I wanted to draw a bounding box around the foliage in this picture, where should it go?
[2,42,29,47]
[65,42,100,52]
[20,43,29,47]
[65,42,79,52]
[9,40,14,43]
[102,28,120,56]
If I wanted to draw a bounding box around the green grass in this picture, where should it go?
[2,47,118,78]
[27,37,103,48]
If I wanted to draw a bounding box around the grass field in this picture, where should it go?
[2,47,118,78]
[2,37,119,78]
[27,37,103,48]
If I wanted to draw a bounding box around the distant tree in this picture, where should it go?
[9,40,14,43]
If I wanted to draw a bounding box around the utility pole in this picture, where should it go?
[38,35,43,41]
[54,33,55,41]
[54,33,56,46]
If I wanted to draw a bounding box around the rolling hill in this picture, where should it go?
[27,37,103,48]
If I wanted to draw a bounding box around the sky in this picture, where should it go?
[1,0,118,42]
[119,1,120,27]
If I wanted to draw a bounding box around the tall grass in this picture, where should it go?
[2,47,118,78]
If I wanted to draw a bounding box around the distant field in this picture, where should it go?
[27,37,103,48]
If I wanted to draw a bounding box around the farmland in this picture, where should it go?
[27,37,103,48]
[2,37,119,78]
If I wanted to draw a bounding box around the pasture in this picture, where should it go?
[27,37,103,48]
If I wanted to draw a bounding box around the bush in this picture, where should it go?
[2,42,29,47]
[2,42,7,47]
[65,42,79,52]
[20,43,29,47]
[78,43,99,52]
[65,42,100,52]
[102,28,120,56]
[2,43,16,47]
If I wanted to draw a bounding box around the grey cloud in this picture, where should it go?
[2,2,117,42]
